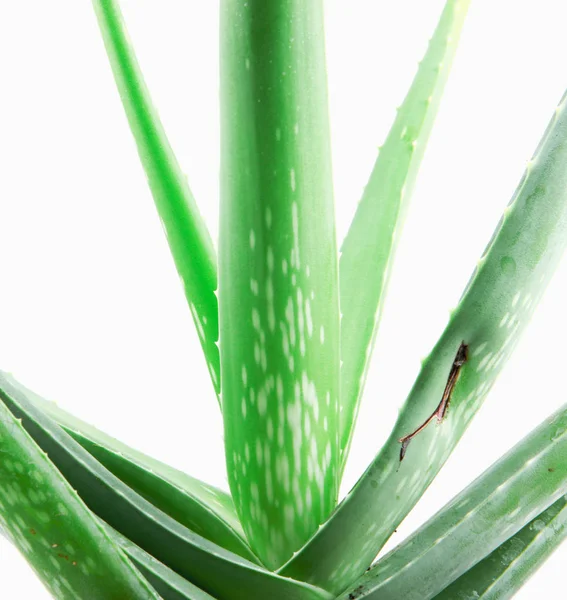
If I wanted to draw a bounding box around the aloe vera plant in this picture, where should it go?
[3,1,567,599]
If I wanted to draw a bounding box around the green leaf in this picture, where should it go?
[433,495,567,600]
[91,0,220,398]
[2,372,256,562]
[0,372,332,600]
[107,526,218,600]
[219,0,340,568]
[1,519,215,600]
[280,89,567,593]
[0,396,160,599]
[337,404,567,600]
[339,0,470,474]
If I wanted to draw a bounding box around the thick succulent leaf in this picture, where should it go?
[1,518,215,600]
[433,495,567,600]
[2,373,256,562]
[107,525,218,600]
[337,404,567,600]
[92,0,220,397]
[339,0,470,473]
[219,0,340,568]
[280,90,567,593]
[0,396,160,599]
[0,372,332,600]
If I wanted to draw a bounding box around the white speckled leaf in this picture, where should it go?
[433,495,567,600]
[0,372,333,600]
[219,0,340,569]
[92,0,220,398]
[0,394,160,599]
[339,405,567,600]
[2,372,255,562]
[280,90,567,593]
[339,0,470,473]
[0,518,215,600]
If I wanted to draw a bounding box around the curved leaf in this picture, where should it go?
[92,0,220,398]
[0,372,332,600]
[0,396,159,599]
[1,518,215,600]
[280,89,567,593]
[4,373,256,562]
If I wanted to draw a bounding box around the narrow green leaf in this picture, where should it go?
[219,0,340,568]
[280,90,567,593]
[433,495,567,600]
[3,373,256,562]
[339,0,470,473]
[0,396,159,599]
[107,526,218,600]
[0,372,332,600]
[338,404,567,600]
[92,0,220,398]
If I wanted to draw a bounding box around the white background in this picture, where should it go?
[1,0,567,597]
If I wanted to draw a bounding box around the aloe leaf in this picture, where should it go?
[2,373,257,563]
[280,90,567,593]
[92,0,220,397]
[1,518,214,600]
[107,526,218,600]
[0,372,332,600]
[339,0,470,473]
[219,0,340,569]
[0,397,159,599]
[336,403,567,600]
[433,495,567,600]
